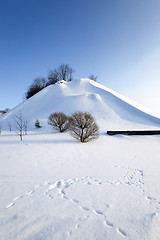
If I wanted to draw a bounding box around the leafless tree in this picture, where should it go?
[58,64,73,81]
[25,77,47,99]
[13,111,28,140]
[47,64,74,84]
[48,112,72,132]
[47,69,59,86]
[69,112,99,143]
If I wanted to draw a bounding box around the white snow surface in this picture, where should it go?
[0,79,160,240]
[1,78,160,130]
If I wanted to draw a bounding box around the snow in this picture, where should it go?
[0,79,160,239]
[1,78,160,130]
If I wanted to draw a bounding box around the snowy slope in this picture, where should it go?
[1,79,160,240]
[1,78,160,130]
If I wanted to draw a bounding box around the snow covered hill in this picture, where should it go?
[1,79,160,240]
[1,78,160,130]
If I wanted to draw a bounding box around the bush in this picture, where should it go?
[48,112,72,132]
[69,111,99,142]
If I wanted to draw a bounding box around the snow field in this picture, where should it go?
[0,79,160,239]
[0,131,160,239]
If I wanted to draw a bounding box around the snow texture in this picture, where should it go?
[0,79,160,239]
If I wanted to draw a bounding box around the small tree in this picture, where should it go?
[88,74,97,81]
[69,112,99,143]
[35,119,41,128]
[25,77,47,99]
[58,64,74,81]
[47,64,74,86]
[47,69,59,86]
[48,112,71,132]
[13,111,27,141]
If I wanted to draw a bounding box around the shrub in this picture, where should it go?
[69,111,99,142]
[48,112,72,132]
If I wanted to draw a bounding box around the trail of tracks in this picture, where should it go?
[3,166,160,239]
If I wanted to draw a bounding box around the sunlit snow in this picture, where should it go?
[0,79,160,240]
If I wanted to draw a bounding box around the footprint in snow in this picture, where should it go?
[13,196,22,201]
[117,228,127,237]
[26,190,34,195]
[104,220,114,227]
[6,202,15,209]
[56,181,62,188]
[92,208,103,215]
[80,206,90,211]
[71,199,79,203]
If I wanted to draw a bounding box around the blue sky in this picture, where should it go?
[0,0,160,115]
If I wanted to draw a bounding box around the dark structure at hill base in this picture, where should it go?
[107,130,160,136]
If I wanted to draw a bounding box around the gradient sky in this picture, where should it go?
[0,0,160,115]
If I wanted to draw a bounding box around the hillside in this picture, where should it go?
[0,79,160,239]
[1,79,160,131]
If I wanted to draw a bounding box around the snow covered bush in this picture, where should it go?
[48,112,72,132]
[69,112,99,143]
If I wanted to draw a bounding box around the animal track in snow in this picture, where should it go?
[5,202,15,209]
[26,190,34,195]
[5,166,159,238]
[5,184,41,209]
[118,228,127,237]
[104,219,114,227]
[115,165,160,214]
[44,176,128,237]
[93,209,103,215]
[80,206,90,212]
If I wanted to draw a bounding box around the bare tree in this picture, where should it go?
[47,64,74,84]
[13,111,27,140]
[88,74,97,81]
[47,69,59,86]
[48,112,72,132]
[69,112,99,143]
[25,77,47,99]
[58,64,70,81]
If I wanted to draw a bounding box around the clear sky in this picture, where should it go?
[0,0,160,115]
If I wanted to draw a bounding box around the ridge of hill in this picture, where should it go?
[1,79,160,130]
